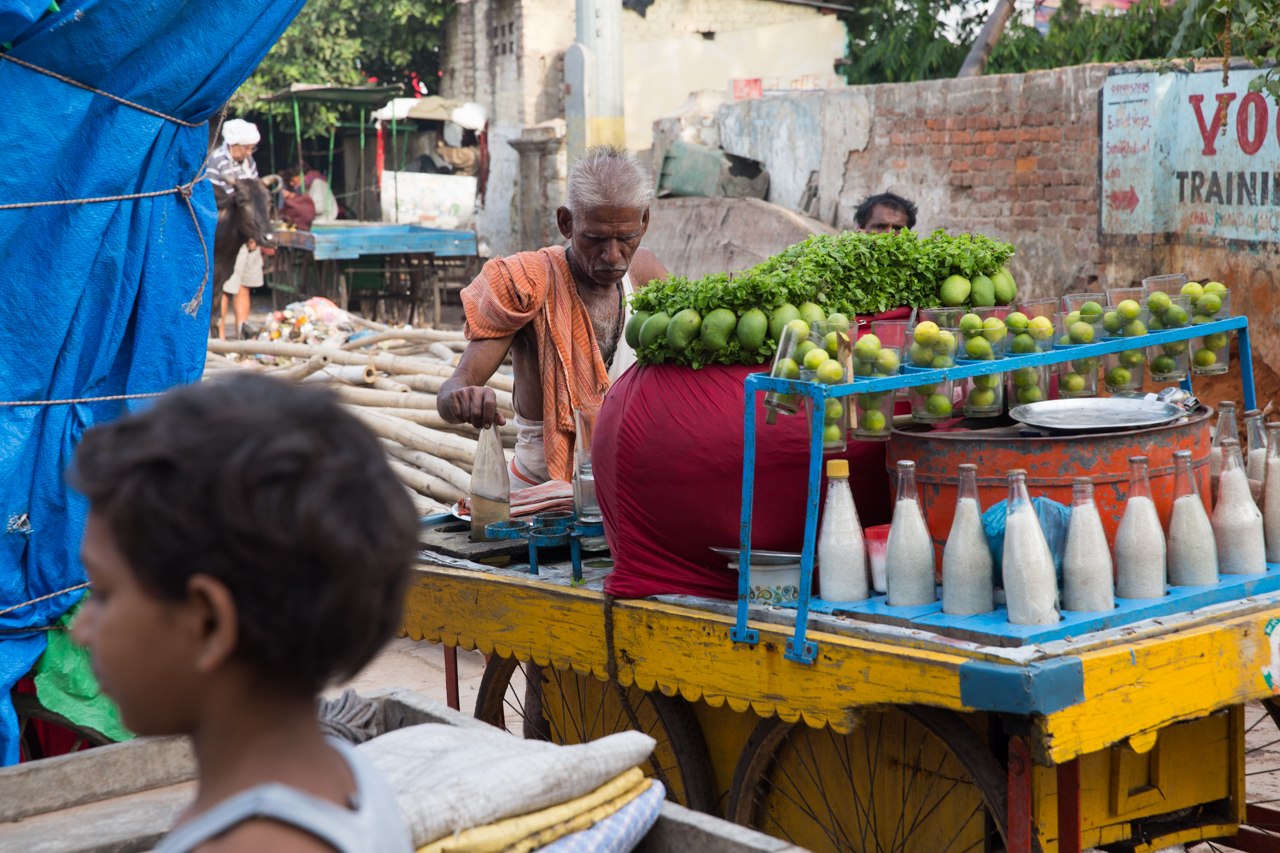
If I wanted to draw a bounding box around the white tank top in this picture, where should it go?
[152,738,411,853]
[608,272,636,383]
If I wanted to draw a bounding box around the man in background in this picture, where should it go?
[855,192,917,233]
[207,119,260,195]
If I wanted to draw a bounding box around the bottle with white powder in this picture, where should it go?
[1211,402,1237,505]
[1267,423,1280,563]
[817,459,868,602]
[885,460,937,606]
[1062,477,1114,611]
[1214,438,1267,574]
[1167,449,1218,585]
[1114,456,1167,599]
[1002,469,1059,625]
[942,464,994,615]
[1246,409,1268,482]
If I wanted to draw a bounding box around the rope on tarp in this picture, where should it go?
[0,582,91,618]
[0,53,227,315]
[0,392,168,407]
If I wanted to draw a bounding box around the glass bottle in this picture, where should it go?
[941,464,993,615]
[1214,438,1266,574]
[1062,477,1115,611]
[470,424,511,542]
[1002,469,1059,624]
[817,459,867,602]
[1246,408,1268,483]
[1211,401,1237,504]
[1167,450,1218,586]
[885,461,936,606]
[1266,423,1280,562]
[1114,456,1166,599]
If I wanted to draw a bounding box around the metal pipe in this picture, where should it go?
[957,0,1017,78]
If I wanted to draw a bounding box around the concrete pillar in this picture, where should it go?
[567,0,624,162]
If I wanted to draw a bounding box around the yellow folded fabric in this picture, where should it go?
[418,767,648,853]
[500,778,652,853]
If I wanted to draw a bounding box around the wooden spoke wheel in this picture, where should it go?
[474,655,717,813]
[726,706,1009,853]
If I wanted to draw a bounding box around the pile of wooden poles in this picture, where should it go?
[205,326,514,517]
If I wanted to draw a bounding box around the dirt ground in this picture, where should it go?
[322,638,488,715]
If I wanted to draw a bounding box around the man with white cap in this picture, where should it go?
[207,118,261,195]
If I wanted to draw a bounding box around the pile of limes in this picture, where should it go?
[1101,299,1148,339]
[1010,365,1049,405]
[1143,291,1189,331]
[783,319,846,385]
[958,312,1007,361]
[908,321,959,369]
[966,371,1003,411]
[1004,311,1055,355]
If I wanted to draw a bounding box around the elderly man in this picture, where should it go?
[855,192,918,233]
[207,118,260,195]
[439,147,668,487]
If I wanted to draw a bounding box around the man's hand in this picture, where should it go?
[440,385,507,430]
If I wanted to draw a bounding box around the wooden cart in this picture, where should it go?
[404,556,1280,853]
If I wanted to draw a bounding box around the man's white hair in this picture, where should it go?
[566,146,653,216]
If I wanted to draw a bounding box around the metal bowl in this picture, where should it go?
[1009,396,1183,432]
[710,547,803,565]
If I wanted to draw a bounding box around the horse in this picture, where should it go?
[211,174,280,338]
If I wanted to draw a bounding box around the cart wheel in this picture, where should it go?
[474,655,717,814]
[1192,699,1280,851]
[726,705,1009,853]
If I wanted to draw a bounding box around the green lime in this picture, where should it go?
[1163,304,1188,327]
[861,390,886,407]
[1060,372,1086,394]
[1005,312,1029,331]
[1196,293,1222,316]
[825,331,841,357]
[853,361,872,376]
[1163,340,1188,356]
[930,355,956,369]
[786,318,810,339]
[925,393,953,418]
[964,336,993,359]
[1013,366,1038,387]
[1117,299,1141,321]
[1028,316,1054,341]
[1119,349,1145,369]
[959,313,983,336]
[860,409,887,433]
[910,342,934,366]
[799,302,827,328]
[1080,301,1105,320]
[1069,321,1095,344]
[933,331,958,356]
[1193,348,1217,368]
[915,383,939,396]
[1151,355,1177,376]
[1147,291,1171,315]
[974,372,1002,390]
[968,388,997,408]
[1065,311,1081,326]
[825,399,844,421]
[816,359,844,384]
[823,423,844,445]
[1010,333,1037,354]
[803,347,830,370]
[1072,357,1098,374]
[1181,282,1204,303]
[1204,282,1226,294]
[774,357,800,380]
[1105,366,1132,388]
[826,312,850,325]
[1017,384,1045,404]
[1148,314,1165,331]
[854,334,881,363]
[794,340,817,362]
[1057,334,1073,347]
[982,317,1007,342]
[1205,331,1228,351]
[913,321,939,347]
[1103,311,1121,334]
[875,348,901,373]
[1191,315,1212,326]
[1122,319,1147,337]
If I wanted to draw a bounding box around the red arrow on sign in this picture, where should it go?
[1107,186,1139,213]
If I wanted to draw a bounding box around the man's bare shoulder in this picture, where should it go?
[629,248,669,289]
[195,817,340,853]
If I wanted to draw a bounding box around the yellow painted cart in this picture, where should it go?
[403,556,1280,853]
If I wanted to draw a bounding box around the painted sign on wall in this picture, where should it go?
[1101,67,1280,240]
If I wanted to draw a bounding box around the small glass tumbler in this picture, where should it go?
[1007,363,1051,406]
[1103,348,1146,393]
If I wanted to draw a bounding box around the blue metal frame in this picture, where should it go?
[735,316,1254,664]
[486,515,605,581]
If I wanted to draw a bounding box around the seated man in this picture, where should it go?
[855,191,918,233]
[439,147,668,487]
[279,179,317,231]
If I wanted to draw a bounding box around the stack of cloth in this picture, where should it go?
[458,480,575,520]
[359,724,663,853]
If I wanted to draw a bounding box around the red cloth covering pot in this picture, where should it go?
[596,363,893,600]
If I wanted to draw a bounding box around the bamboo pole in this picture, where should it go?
[332,386,438,410]
[341,328,465,350]
[428,343,456,362]
[378,438,471,492]
[366,407,517,438]
[372,376,412,393]
[266,353,330,382]
[394,371,515,407]
[387,459,466,504]
[404,485,447,517]
[301,364,377,385]
[345,407,477,464]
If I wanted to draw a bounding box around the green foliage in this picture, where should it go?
[630,230,1015,369]
[987,0,1218,73]
[228,0,452,139]
[1179,0,1280,101]
[840,0,983,83]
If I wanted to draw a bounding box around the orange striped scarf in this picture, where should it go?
[460,246,611,483]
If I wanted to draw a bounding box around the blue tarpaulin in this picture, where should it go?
[0,0,304,764]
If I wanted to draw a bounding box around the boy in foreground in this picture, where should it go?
[71,375,417,853]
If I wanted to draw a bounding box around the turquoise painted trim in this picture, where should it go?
[959,657,1085,715]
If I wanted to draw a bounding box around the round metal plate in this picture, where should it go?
[711,547,803,564]
[1009,397,1183,432]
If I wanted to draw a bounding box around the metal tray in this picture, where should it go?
[1009,397,1183,432]
[711,547,803,565]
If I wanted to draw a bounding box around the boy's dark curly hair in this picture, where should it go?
[72,373,418,694]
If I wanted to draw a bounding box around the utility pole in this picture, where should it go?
[565,0,624,163]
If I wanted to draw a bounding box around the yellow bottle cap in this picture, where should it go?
[827,459,849,478]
